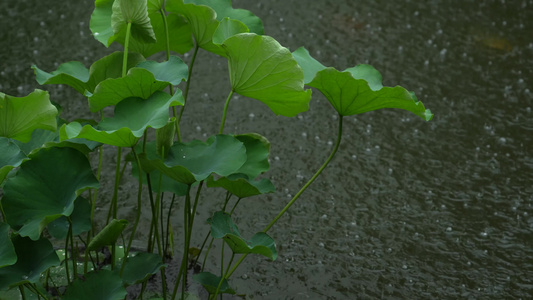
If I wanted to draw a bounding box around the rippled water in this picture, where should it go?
[1,0,532,299]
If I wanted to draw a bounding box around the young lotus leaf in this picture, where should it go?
[117,252,166,285]
[0,235,60,291]
[90,0,117,46]
[0,138,27,184]
[47,196,92,240]
[62,91,183,147]
[111,0,156,44]
[0,90,58,143]
[136,56,189,86]
[2,147,99,240]
[88,67,184,112]
[0,222,16,268]
[33,52,145,95]
[234,133,270,179]
[87,219,128,251]
[208,211,277,260]
[207,174,275,199]
[220,33,312,117]
[211,17,249,46]
[62,269,127,300]
[193,272,235,295]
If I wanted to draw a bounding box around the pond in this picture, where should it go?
[1,0,532,299]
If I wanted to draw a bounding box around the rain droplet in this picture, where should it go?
[480,232,488,237]
[446,227,452,232]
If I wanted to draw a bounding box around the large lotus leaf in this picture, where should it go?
[0,222,16,268]
[62,269,127,300]
[136,56,188,85]
[187,0,263,35]
[165,134,246,181]
[33,52,145,95]
[87,219,128,251]
[112,0,156,44]
[207,174,275,199]
[220,33,312,116]
[208,211,277,260]
[47,196,92,240]
[0,138,27,184]
[62,91,183,147]
[0,235,60,290]
[2,147,99,240]
[140,134,246,184]
[309,67,433,120]
[131,141,188,195]
[234,133,269,179]
[0,90,57,143]
[118,252,166,285]
[193,272,235,295]
[88,67,175,112]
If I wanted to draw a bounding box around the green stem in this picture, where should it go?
[170,185,192,300]
[19,285,26,300]
[219,90,234,134]
[165,193,177,257]
[225,115,344,279]
[107,147,122,224]
[85,145,103,273]
[122,22,132,77]
[68,218,77,279]
[64,223,71,285]
[121,146,145,276]
[177,44,200,130]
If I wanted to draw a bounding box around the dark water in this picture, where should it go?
[1,0,532,299]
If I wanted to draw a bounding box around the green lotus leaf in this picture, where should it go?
[140,135,246,184]
[33,52,145,95]
[309,67,433,120]
[208,211,277,260]
[136,55,189,85]
[165,0,222,54]
[112,0,156,44]
[0,90,58,143]
[166,0,257,56]
[62,91,183,147]
[62,269,127,300]
[207,174,275,199]
[131,141,188,195]
[0,222,16,268]
[0,138,27,184]
[0,235,60,290]
[292,47,327,84]
[118,252,166,285]
[91,0,192,56]
[87,219,129,251]
[212,17,249,45]
[234,133,270,179]
[164,134,246,182]
[47,196,92,240]
[2,147,99,240]
[88,67,178,112]
[220,33,312,116]
[188,0,264,35]
[193,272,235,295]
[155,120,175,158]
[122,11,193,57]
[90,0,117,46]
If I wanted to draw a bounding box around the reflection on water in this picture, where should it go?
[1,0,532,298]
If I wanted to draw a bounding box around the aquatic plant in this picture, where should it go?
[0,0,432,299]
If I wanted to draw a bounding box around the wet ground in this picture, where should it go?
[1,0,532,299]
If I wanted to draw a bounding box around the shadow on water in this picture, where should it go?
[1,0,532,298]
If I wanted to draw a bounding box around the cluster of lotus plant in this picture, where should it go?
[0,0,432,299]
